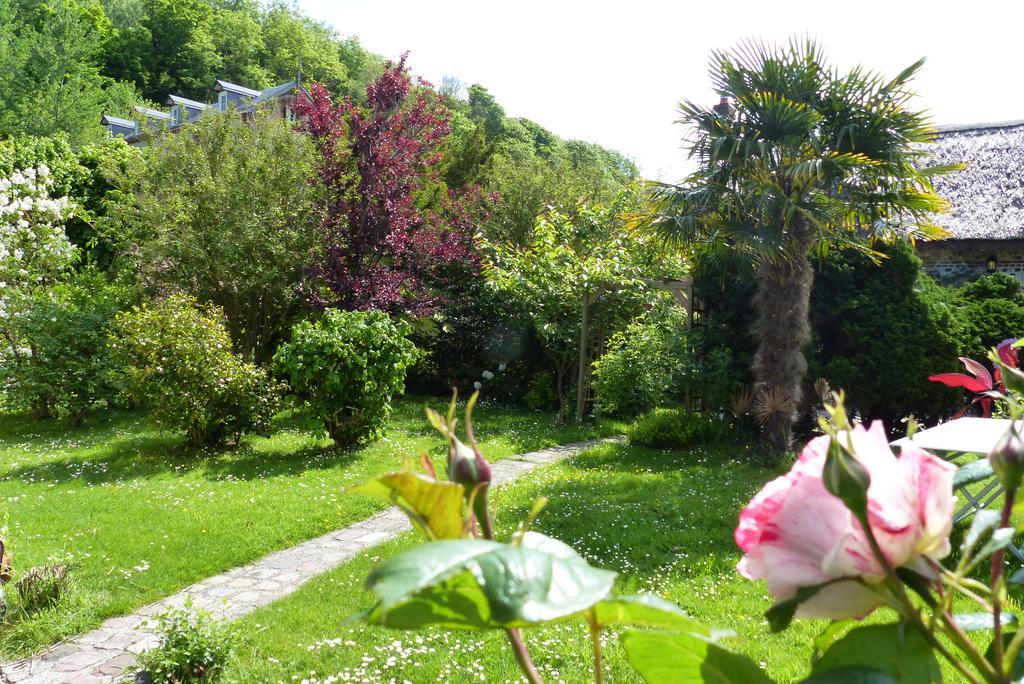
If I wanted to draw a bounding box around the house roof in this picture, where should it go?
[134,105,170,120]
[214,80,260,97]
[100,115,137,129]
[927,120,1024,240]
[244,80,310,110]
[165,95,209,109]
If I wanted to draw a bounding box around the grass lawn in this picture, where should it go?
[0,397,617,658]
[223,441,829,683]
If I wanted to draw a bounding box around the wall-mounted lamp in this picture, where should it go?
[987,255,998,273]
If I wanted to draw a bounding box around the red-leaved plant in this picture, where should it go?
[930,338,1019,418]
[296,53,491,315]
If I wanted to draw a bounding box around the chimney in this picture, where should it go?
[712,96,732,117]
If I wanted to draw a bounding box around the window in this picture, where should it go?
[218,91,228,111]
[284,105,296,123]
[171,105,182,126]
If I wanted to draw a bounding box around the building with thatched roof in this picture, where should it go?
[919,120,1024,283]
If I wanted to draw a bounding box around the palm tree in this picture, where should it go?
[639,39,954,450]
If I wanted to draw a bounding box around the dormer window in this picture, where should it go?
[171,105,183,126]
[218,91,228,111]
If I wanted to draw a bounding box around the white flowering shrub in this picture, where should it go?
[0,165,76,319]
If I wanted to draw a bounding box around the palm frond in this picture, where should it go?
[641,38,956,268]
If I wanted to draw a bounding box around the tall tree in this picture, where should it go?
[296,54,485,317]
[639,40,952,449]
[102,0,220,101]
[487,192,677,422]
[209,2,272,89]
[111,109,320,361]
[0,0,130,146]
[259,2,348,92]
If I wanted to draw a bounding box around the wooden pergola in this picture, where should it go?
[574,276,699,421]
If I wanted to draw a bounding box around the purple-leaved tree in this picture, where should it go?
[297,54,490,315]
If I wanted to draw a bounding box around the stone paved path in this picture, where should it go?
[3,438,618,683]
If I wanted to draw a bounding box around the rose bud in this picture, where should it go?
[823,437,870,517]
[447,436,492,489]
[990,425,1024,493]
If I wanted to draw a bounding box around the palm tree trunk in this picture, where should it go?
[752,218,816,451]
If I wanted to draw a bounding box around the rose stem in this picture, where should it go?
[991,488,1016,679]
[466,423,543,684]
[588,612,604,684]
[857,511,996,683]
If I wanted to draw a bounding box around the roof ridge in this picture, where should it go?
[936,119,1024,134]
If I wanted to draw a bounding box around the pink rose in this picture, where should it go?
[735,422,955,619]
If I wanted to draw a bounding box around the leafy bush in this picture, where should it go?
[135,603,235,684]
[273,309,418,446]
[109,295,282,447]
[810,242,963,427]
[406,278,543,404]
[950,273,1024,360]
[701,244,1024,429]
[112,110,321,362]
[523,372,558,411]
[0,269,131,422]
[592,308,693,417]
[629,407,730,449]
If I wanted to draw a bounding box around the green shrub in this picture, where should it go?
[629,407,730,449]
[406,277,543,403]
[808,242,961,427]
[0,269,131,422]
[949,273,1024,360]
[109,294,282,447]
[592,308,694,417]
[135,603,235,684]
[523,372,558,411]
[273,309,418,446]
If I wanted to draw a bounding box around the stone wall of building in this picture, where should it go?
[917,240,1024,285]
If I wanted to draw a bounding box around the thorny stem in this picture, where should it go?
[588,613,604,684]
[991,489,1016,680]
[936,610,993,684]
[507,628,544,684]
[856,511,996,683]
[472,460,543,684]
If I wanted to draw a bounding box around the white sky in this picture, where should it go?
[297,0,1024,181]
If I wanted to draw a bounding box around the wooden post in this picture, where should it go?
[575,289,592,422]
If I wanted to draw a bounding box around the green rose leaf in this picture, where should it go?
[364,534,616,629]
[985,626,1024,680]
[962,510,1000,555]
[591,594,713,634]
[350,470,465,540]
[765,580,848,633]
[954,458,994,488]
[621,630,773,684]
[976,528,1016,562]
[812,620,853,658]
[811,624,940,683]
